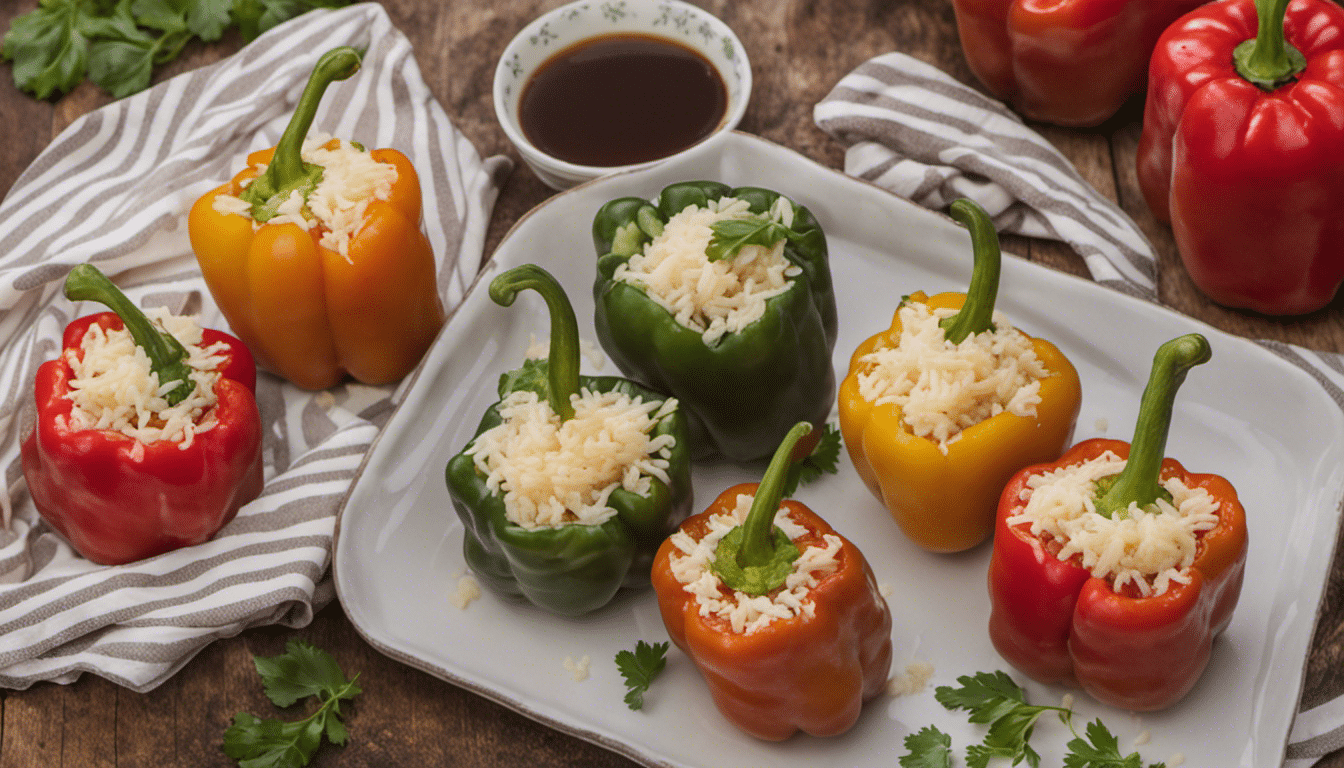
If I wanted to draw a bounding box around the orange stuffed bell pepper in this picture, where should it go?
[988,334,1247,710]
[838,199,1081,553]
[188,46,444,390]
[651,423,893,740]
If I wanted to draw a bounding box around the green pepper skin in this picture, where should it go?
[445,361,693,617]
[592,181,838,462]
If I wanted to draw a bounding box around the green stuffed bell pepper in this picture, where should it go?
[592,181,838,463]
[446,264,693,617]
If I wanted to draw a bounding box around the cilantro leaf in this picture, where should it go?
[1064,719,1166,768]
[705,216,798,262]
[222,640,360,768]
[935,670,1028,717]
[614,640,669,711]
[901,725,953,768]
[781,422,841,497]
[3,0,351,99]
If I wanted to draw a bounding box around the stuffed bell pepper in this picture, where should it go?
[1136,0,1344,314]
[838,198,1081,553]
[951,0,1206,126]
[988,333,1247,711]
[591,181,837,463]
[446,265,693,617]
[21,265,264,566]
[188,46,444,389]
[651,422,892,740]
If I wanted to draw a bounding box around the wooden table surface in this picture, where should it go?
[1,1,1342,766]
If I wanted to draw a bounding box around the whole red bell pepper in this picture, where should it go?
[987,334,1247,711]
[950,0,1206,126]
[1137,0,1344,314]
[20,265,264,566]
[650,423,892,740]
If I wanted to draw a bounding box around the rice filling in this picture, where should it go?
[666,493,843,634]
[857,302,1049,452]
[613,196,801,345]
[1005,450,1222,596]
[465,388,679,528]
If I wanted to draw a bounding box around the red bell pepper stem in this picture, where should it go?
[1094,334,1211,519]
[63,264,195,406]
[939,198,1000,344]
[711,421,811,595]
[489,264,581,422]
[1234,0,1307,90]
[240,47,362,221]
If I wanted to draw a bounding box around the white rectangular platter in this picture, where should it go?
[332,131,1344,768]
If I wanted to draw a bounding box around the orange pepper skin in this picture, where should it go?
[187,145,444,390]
[987,438,1247,710]
[650,482,893,741]
[838,292,1081,553]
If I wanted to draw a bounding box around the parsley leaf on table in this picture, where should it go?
[2,0,352,100]
[936,670,1069,768]
[900,725,954,768]
[781,422,841,497]
[222,640,361,768]
[614,640,669,711]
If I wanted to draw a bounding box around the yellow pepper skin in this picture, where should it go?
[838,291,1082,553]
[186,48,444,391]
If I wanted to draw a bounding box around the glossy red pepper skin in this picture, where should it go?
[1136,0,1344,314]
[987,438,1247,711]
[651,482,892,740]
[20,313,264,566]
[951,0,1206,126]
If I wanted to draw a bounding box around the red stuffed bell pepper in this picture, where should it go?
[1136,0,1344,314]
[651,423,892,740]
[950,0,1206,126]
[987,334,1247,711]
[21,265,264,566]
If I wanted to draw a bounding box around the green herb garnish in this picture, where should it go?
[222,640,361,768]
[614,640,669,711]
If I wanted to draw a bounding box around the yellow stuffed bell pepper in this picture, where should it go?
[187,47,444,391]
[838,199,1081,553]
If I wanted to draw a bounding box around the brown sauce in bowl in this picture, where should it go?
[518,33,729,167]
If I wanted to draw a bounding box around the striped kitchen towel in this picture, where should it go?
[816,50,1344,768]
[0,3,509,691]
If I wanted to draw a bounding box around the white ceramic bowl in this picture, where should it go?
[493,0,752,190]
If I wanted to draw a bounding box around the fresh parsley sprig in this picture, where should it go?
[901,671,1166,768]
[780,422,842,497]
[222,640,362,768]
[614,639,669,711]
[2,0,352,100]
[705,216,803,262]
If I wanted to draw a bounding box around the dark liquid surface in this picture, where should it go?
[518,34,729,167]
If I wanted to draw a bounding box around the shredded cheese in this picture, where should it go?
[465,387,678,528]
[613,196,801,344]
[1005,450,1222,596]
[856,302,1048,452]
[212,134,398,259]
[666,493,843,634]
[64,308,228,449]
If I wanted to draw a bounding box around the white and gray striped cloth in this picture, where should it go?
[815,50,1344,768]
[0,3,507,691]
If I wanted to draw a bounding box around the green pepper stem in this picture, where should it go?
[1234,0,1306,90]
[1094,334,1211,519]
[63,264,195,406]
[489,265,581,422]
[241,47,362,218]
[738,422,812,567]
[939,198,1001,345]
